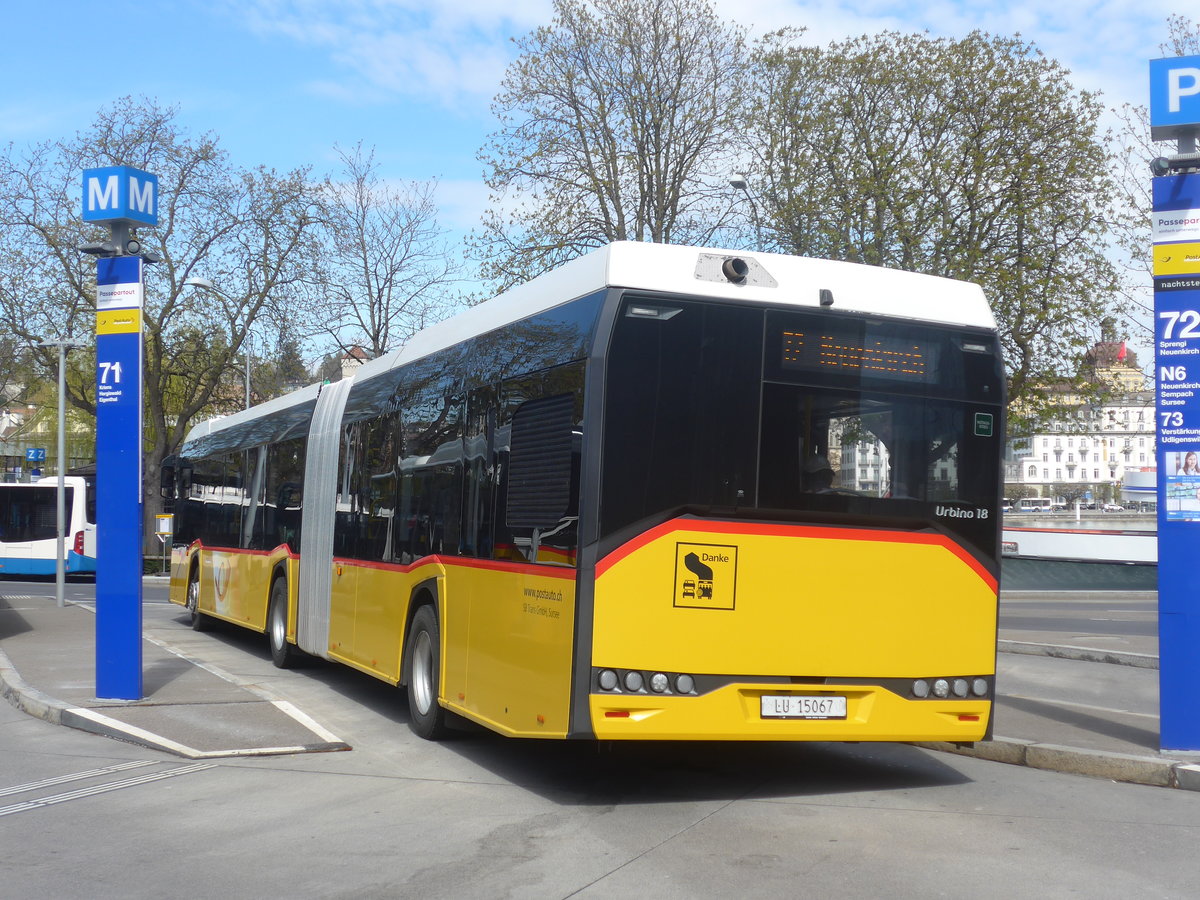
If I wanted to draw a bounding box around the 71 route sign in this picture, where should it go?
[93,255,144,700]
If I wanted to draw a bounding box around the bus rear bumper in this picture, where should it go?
[589,682,991,742]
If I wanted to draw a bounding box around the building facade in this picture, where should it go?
[1003,342,1155,507]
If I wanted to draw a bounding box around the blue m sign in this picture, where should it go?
[82,165,158,227]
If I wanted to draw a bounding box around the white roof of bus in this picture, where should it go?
[184,242,994,446]
[356,241,994,385]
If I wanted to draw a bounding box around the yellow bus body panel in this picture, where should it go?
[590,687,990,742]
[449,561,577,738]
[168,544,284,632]
[327,561,359,663]
[591,519,996,741]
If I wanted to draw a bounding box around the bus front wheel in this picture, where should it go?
[186,565,209,632]
[405,605,449,741]
[267,578,300,669]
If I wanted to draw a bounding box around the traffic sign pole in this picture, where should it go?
[94,257,144,700]
[82,164,157,702]
[1150,57,1200,750]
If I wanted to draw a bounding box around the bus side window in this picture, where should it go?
[496,361,585,565]
[265,436,305,550]
[506,393,576,530]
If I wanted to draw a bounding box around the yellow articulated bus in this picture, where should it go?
[164,241,1004,743]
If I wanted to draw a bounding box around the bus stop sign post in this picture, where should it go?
[1150,57,1200,751]
[83,164,158,701]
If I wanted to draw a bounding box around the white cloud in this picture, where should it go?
[713,0,1179,111]
[227,0,551,105]
[220,0,1186,120]
[434,177,493,231]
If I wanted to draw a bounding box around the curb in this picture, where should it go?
[0,648,66,725]
[0,646,348,760]
[998,640,1158,669]
[916,737,1200,791]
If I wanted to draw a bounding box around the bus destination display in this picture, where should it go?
[781,329,935,382]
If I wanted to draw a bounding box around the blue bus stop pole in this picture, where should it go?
[93,256,144,700]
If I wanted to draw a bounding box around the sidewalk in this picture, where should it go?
[2,583,1199,790]
[0,582,348,758]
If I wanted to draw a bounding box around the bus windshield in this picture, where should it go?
[600,296,1003,557]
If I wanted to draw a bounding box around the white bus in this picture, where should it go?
[0,476,97,577]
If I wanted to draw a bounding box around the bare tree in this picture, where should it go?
[0,97,323,540]
[316,142,459,358]
[474,0,750,290]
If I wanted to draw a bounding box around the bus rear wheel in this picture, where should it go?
[267,578,300,669]
[405,605,449,741]
[186,565,209,632]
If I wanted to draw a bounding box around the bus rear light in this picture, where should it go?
[958,715,980,722]
[73,531,84,554]
[912,676,991,700]
[594,669,696,694]
[605,710,631,718]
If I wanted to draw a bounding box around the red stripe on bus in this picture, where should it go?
[332,554,578,580]
[190,542,576,580]
[594,518,997,593]
[189,542,298,559]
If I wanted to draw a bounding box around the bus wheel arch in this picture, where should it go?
[267,567,300,669]
[403,589,450,741]
[185,555,209,632]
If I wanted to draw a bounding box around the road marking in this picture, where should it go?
[1004,693,1158,720]
[0,763,215,817]
[0,760,155,798]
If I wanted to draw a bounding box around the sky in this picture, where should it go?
[0,0,1186,355]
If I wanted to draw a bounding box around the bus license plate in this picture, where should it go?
[761,695,847,719]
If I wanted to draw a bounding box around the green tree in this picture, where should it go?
[252,326,312,401]
[475,0,750,290]
[0,97,323,541]
[1049,481,1090,507]
[747,31,1124,431]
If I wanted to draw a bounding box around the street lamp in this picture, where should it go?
[728,173,764,250]
[183,277,252,410]
[37,336,89,608]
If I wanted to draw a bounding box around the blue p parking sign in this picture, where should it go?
[1151,56,1200,141]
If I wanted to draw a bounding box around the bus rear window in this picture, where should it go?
[0,486,74,543]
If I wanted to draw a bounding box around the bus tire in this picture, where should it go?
[405,605,449,741]
[186,563,209,632]
[267,577,300,669]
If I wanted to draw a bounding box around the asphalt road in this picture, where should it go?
[998,593,1157,639]
[3,579,1198,898]
[4,635,1198,898]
